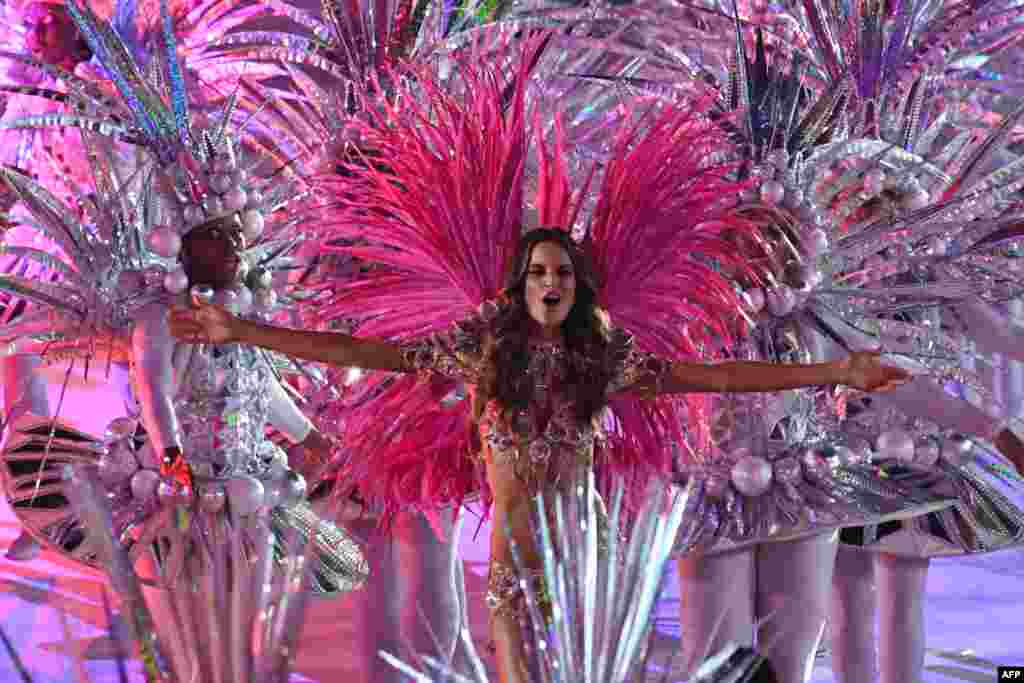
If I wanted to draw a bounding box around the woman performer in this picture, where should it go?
[169,224,909,682]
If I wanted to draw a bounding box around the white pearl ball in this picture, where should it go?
[225,475,265,516]
[766,285,796,316]
[146,226,182,259]
[242,209,264,241]
[730,455,774,497]
[877,429,916,462]
[163,268,189,294]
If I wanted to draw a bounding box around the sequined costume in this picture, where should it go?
[398,298,671,615]
[0,3,367,679]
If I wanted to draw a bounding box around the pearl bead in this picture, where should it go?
[730,455,773,497]
[163,268,189,294]
[130,469,160,502]
[146,226,182,259]
[876,429,916,462]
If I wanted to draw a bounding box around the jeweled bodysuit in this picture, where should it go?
[400,301,669,616]
[174,343,284,479]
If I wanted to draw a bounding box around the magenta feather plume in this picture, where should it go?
[586,99,758,471]
[306,36,548,514]
[310,42,756,515]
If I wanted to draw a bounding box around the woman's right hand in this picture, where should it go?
[168,299,241,344]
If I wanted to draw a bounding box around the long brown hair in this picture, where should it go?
[472,228,613,429]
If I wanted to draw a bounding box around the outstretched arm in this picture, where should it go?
[168,300,407,372]
[658,351,908,395]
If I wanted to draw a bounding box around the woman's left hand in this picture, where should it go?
[840,351,911,392]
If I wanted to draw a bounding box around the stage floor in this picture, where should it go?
[0,363,1020,682]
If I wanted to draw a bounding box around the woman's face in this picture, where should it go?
[182,220,245,289]
[524,241,576,335]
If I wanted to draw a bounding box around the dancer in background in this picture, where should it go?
[0,3,368,679]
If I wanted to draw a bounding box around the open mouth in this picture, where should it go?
[542,292,562,307]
